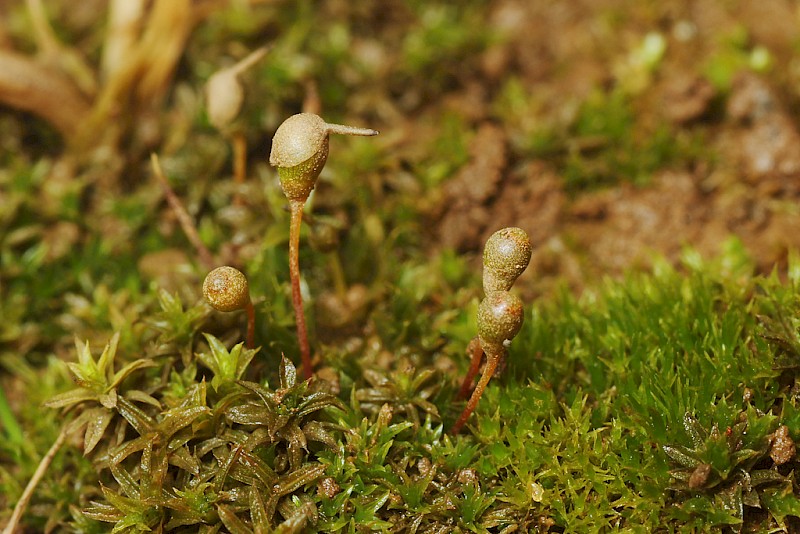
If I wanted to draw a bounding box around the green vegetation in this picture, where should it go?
[494,81,706,192]
[1,1,799,532]
[5,227,800,531]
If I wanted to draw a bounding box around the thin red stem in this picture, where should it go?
[245,301,255,349]
[457,337,484,400]
[151,154,214,270]
[232,132,246,206]
[289,200,312,379]
[450,351,500,434]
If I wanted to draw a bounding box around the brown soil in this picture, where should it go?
[428,0,800,294]
[4,0,800,297]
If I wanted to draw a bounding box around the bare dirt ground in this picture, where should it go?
[429,0,800,294]
[2,0,800,295]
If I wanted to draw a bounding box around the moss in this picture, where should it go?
[5,226,800,531]
[3,1,800,532]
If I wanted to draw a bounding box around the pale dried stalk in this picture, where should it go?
[0,50,91,138]
[226,46,269,78]
[25,0,97,96]
[151,154,215,270]
[232,132,247,205]
[92,0,194,128]
[25,0,59,54]
[302,79,321,115]
[101,0,147,80]
[136,0,193,102]
[2,425,69,534]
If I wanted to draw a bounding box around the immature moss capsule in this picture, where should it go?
[452,228,530,435]
[206,68,244,131]
[205,47,268,131]
[451,290,525,435]
[482,227,532,293]
[477,290,524,352]
[269,112,378,379]
[203,266,250,312]
[269,113,378,203]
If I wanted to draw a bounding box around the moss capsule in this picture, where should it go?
[482,227,532,293]
[203,266,250,312]
[477,290,524,352]
[269,113,378,203]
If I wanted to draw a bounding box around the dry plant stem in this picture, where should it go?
[450,351,501,434]
[0,50,91,139]
[25,0,96,95]
[232,132,247,206]
[245,301,256,349]
[150,154,214,270]
[2,425,68,534]
[289,200,313,379]
[325,123,379,137]
[302,79,321,115]
[26,0,59,54]
[457,338,484,401]
[90,0,194,142]
[228,46,269,77]
[135,0,193,102]
[329,253,348,300]
[102,0,146,79]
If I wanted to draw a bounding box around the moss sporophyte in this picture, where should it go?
[203,266,256,349]
[452,227,531,434]
[205,46,268,206]
[270,113,378,379]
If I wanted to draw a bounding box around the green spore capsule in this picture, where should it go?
[269,113,378,203]
[203,266,250,312]
[482,227,532,293]
[477,290,524,352]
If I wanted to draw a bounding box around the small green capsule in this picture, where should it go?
[269,113,330,203]
[269,113,378,203]
[205,47,268,131]
[203,266,250,312]
[483,227,532,292]
[477,290,524,353]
